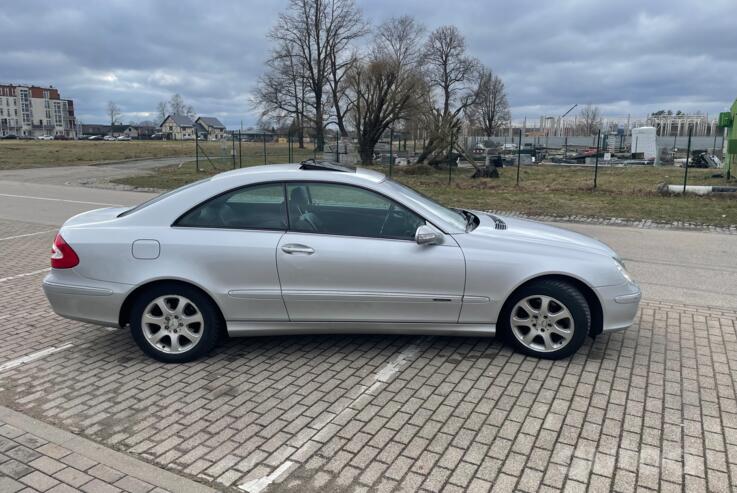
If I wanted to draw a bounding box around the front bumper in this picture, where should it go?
[43,270,130,327]
[597,281,641,333]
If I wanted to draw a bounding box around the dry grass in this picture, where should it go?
[113,160,737,227]
[0,140,309,169]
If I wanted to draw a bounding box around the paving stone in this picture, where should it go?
[0,234,736,493]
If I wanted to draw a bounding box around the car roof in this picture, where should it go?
[210,163,386,184]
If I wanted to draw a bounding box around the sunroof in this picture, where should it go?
[299,159,356,172]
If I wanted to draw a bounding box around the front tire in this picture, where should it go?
[129,283,222,363]
[500,280,590,359]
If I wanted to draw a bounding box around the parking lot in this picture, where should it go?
[1,178,736,492]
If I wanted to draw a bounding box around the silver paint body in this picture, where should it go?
[43,164,641,337]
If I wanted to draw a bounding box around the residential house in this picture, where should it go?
[81,124,111,137]
[195,116,226,140]
[160,114,195,140]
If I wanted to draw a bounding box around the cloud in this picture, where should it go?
[1,0,735,127]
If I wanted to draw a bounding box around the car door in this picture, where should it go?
[172,182,289,321]
[276,181,466,323]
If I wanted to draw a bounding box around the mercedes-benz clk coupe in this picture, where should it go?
[43,161,640,363]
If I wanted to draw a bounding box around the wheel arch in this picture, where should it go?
[119,278,227,332]
[499,274,604,337]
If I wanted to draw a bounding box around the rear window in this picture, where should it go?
[176,183,287,230]
[117,177,211,218]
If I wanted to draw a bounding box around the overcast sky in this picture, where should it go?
[2,0,735,128]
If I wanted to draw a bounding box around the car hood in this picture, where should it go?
[467,212,617,258]
[62,207,129,227]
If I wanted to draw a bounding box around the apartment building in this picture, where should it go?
[0,83,77,138]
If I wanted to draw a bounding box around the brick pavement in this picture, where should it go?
[1,218,736,492]
[0,405,215,493]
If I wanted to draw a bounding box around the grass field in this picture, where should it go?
[113,159,737,226]
[0,140,309,169]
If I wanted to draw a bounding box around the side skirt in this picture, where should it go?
[226,321,496,338]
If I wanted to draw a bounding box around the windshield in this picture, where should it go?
[117,177,211,217]
[384,179,468,231]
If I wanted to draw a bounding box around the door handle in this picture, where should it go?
[281,243,315,255]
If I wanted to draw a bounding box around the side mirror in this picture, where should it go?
[415,225,442,245]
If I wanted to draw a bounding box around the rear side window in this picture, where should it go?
[176,183,287,230]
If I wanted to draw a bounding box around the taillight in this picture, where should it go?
[51,233,79,269]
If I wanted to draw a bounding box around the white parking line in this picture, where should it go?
[255,337,428,489]
[239,461,294,493]
[0,268,51,283]
[0,230,56,242]
[0,344,73,372]
[0,193,122,207]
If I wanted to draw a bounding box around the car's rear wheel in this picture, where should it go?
[500,280,590,359]
[129,283,222,363]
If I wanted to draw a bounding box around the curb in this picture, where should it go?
[0,405,218,493]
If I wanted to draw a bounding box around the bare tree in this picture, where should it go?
[107,101,121,129]
[156,101,168,124]
[326,8,368,137]
[346,17,424,164]
[168,94,195,118]
[579,104,601,135]
[269,0,365,151]
[375,15,425,67]
[468,67,510,137]
[254,41,311,148]
[416,25,480,164]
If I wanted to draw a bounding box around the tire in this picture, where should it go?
[129,283,222,363]
[499,279,590,360]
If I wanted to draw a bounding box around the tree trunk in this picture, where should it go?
[314,98,325,151]
[359,143,374,165]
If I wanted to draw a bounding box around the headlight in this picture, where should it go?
[613,257,633,283]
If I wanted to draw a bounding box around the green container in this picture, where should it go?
[719,112,733,128]
[728,139,737,154]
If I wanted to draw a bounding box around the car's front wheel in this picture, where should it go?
[129,283,222,363]
[500,279,590,359]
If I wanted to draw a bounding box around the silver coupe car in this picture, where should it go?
[43,161,640,363]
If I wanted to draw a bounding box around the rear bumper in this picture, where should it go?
[597,281,641,333]
[43,270,129,327]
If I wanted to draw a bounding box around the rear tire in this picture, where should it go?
[129,283,222,363]
[499,279,590,359]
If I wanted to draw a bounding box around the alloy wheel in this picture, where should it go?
[509,295,574,353]
[141,295,204,354]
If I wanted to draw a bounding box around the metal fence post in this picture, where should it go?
[516,129,522,186]
[593,129,601,189]
[683,126,692,193]
[232,132,236,169]
[195,131,199,172]
[262,132,267,165]
[389,128,394,177]
[448,133,453,185]
[238,131,242,168]
[335,131,340,163]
